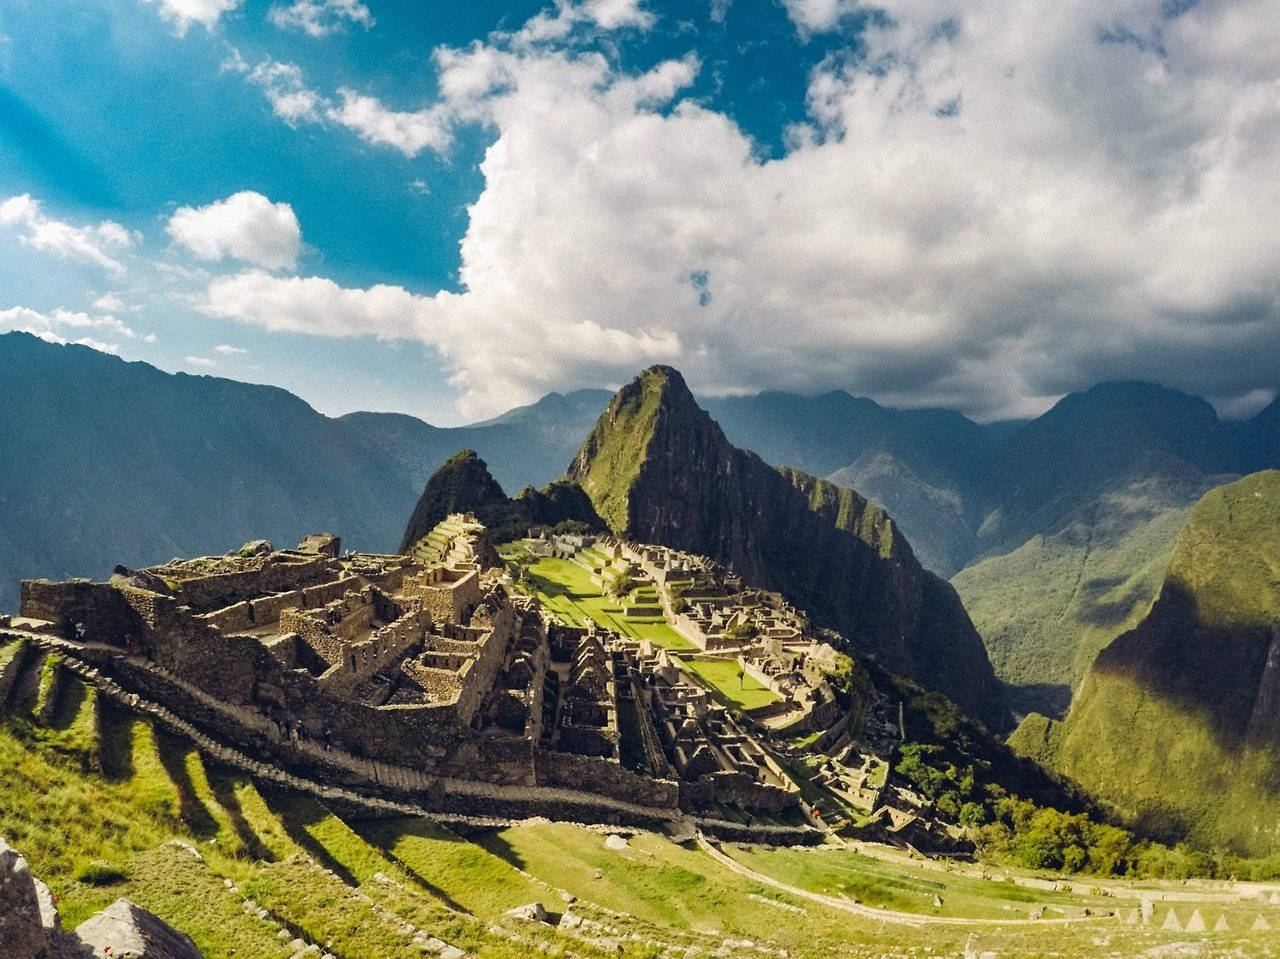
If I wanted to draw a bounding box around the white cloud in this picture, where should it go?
[517,0,655,43]
[185,355,219,367]
[215,0,1280,420]
[93,292,126,312]
[0,305,140,354]
[147,0,242,37]
[167,191,302,270]
[244,60,326,125]
[0,195,135,274]
[326,89,454,157]
[268,0,374,37]
[214,343,248,354]
[779,0,861,34]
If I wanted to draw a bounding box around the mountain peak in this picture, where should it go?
[565,366,1009,730]
[567,365,717,534]
[399,449,508,552]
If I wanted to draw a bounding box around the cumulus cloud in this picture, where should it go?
[0,305,141,354]
[326,89,455,157]
[147,0,241,36]
[243,60,326,125]
[185,354,219,367]
[93,292,126,312]
[214,343,248,355]
[167,191,302,270]
[779,0,862,34]
[0,195,135,274]
[216,0,1280,420]
[267,0,374,37]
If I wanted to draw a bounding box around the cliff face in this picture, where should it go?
[568,366,1009,731]
[1012,470,1280,853]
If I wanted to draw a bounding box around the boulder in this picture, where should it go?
[73,899,204,959]
[0,838,48,959]
[603,834,629,851]
[504,902,549,924]
[236,540,273,557]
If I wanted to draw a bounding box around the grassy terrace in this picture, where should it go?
[518,556,694,649]
[4,638,1280,958]
[676,656,780,710]
[720,844,1106,920]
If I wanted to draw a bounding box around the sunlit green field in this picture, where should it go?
[676,656,780,710]
[521,556,694,648]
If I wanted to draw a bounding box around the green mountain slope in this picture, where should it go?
[1011,471,1280,853]
[567,366,1009,731]
[953,474,1213,716]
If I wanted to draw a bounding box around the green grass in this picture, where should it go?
[522,557,694,648]
[721,844,1106,920]
[676,657,780,710]
[476,820,819,941]
[356,816,547,915]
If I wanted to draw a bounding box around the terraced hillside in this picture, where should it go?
[7,634,1280,957]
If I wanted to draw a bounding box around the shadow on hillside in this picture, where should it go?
[154,728,220,839]
[205,762,278,861]
[1090,582,1276,751]
[250,787,358,885]
[351,816,470,913]
[1004,682,1073,720]
[96,698,136,781]
[470,830,528,872]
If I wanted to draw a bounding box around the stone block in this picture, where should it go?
[73,899,205,959]
[0,838,48,959]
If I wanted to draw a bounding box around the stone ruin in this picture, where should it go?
[1,836,202,959]
[0,514,809,827]
[537,535,845,735]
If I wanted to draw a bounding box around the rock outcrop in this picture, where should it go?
[566,366,1009,731]
[402,451,603,551]
[0,838,48,959]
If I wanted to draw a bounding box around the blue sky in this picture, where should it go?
[2,0,1278,423]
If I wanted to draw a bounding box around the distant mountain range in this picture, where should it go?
[4,331,1278,720]
[0,332,606,610]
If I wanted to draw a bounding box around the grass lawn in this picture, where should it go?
[721,844,1107,920]
[676,657,780,710]
[522,557,694,649]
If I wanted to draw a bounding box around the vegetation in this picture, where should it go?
[1027,471,1280,855]
[953,496,1194,715]
[518,556,693,648]
[676,657,779,710]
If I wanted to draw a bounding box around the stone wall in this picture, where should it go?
[535,750,679,809]
[164,553,334,612]
[680,771,796,812]
[19,580,137,645]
